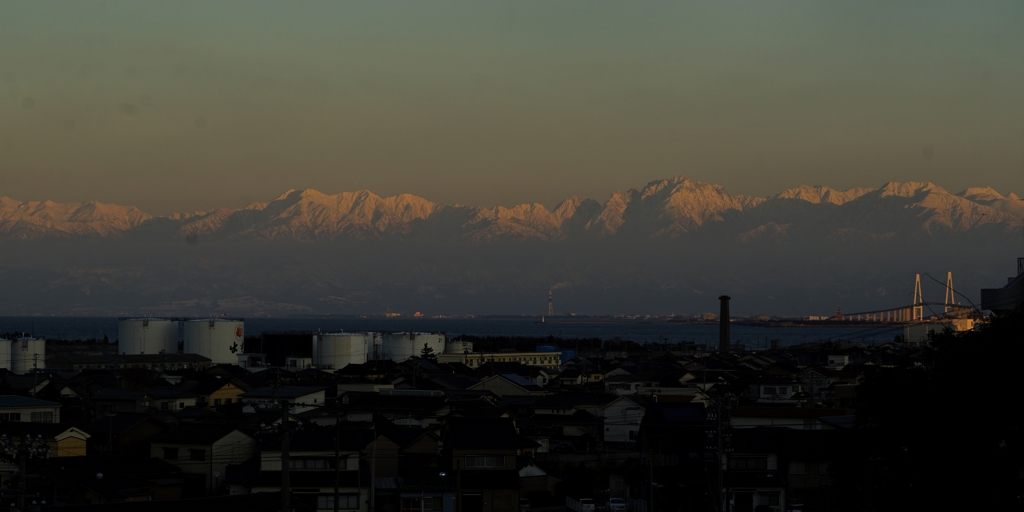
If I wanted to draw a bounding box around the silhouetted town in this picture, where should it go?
[3,274,1021,512]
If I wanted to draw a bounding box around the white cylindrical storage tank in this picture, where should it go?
[369,332,384,360]
[183,319,244,365]
[381,332,445,361]
[11,338,46,374]
[315,333,370,370]
[445,340,473,354]
[0,339,11,371]
[118,318,179,355]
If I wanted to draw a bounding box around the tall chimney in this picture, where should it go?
[548,290,553,316]
[719,295,731,354]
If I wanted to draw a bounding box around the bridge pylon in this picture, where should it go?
[944,271,955,313]
[912,274,924,321]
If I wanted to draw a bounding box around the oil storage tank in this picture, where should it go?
[183,318,244,365]
[381,332,445,361]
[0,339,11,371]
[314,333,371,370]
[118,318,179,355]
[10,337,45,374]
[445,340,474,354]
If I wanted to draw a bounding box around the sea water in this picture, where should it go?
[0,316,903,348]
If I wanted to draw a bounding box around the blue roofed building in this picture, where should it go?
[0,395,61,423]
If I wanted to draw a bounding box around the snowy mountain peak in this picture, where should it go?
[274,189,298,201]
[957,187,1024,217]
[959,187,1006,202]
[552,196,598,222]
[876,181,947,198]
[0,179,1020,241]
[639,176,692,198]
[0,197,152,238]
[775,185,874,205]
[297,188,330,200]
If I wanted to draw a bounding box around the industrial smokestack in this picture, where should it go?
[548,290,554,316]
[719,295,731,354]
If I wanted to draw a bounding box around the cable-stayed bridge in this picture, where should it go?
[837,272,978,324]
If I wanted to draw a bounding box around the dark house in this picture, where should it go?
[635,402,714,512]
[442,418,535,512]
[34,456,202,506]
[82,413,165,457]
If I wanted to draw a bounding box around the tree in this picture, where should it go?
[420,342,437,361]
[831,307,1024,511]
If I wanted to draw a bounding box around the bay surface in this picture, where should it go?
[0,316,903,348]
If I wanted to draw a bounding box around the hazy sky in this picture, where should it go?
[2,1,1022,215]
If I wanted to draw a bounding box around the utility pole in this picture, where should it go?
[334,404,341,512]
[455,459,461,512]
[106,413,115,459]
[648,449,654,512]
[18,448,26,512]
[281,398,290,512]
[710,387,732,512]
[370,423,377,512]
[718,296,731,354]
[30,354,38,397]
[716,390,724,512]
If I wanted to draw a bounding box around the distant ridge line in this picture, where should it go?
[1,177,1021,241]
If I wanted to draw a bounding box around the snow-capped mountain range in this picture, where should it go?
[1,177,1021,242]
[1,177,1021,316]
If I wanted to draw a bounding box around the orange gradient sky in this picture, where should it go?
[1,1,1023,214]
